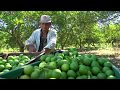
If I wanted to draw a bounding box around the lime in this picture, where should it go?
[60,72,67,79]
[67,70,76,78]
[45,57,51,62]
[79,65,88,75]
[61,63,69,72]
[97,73,106,79]
[91,67,100,75]
[107,75,116,79]
[91,61,100,67]
[105,70,114,76]
[40,55,47,61]
[39,61,47,69]
[70,61,79,71]
[48,61,57,69]
[104,61,112,68]
[91,76,98,79]
[0,65,5,71]
[51,69,61,79]
[19,75,30,79]
[83,57,92,66]
[31,71,40,79]
[68,77,75,79]
[24,65,34,75]
[102,67,111,73]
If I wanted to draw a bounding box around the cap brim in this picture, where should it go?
[40,21,51,23]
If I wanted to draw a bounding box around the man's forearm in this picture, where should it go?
[26,44,36,52]
[41,48,52,54]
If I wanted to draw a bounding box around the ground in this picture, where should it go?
[79,47,120,69]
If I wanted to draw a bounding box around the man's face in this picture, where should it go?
[40,23,51,31]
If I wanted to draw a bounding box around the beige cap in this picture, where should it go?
[40,15,51,23]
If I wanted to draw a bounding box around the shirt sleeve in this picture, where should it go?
[44,30,57,49]
[25,31,36,46]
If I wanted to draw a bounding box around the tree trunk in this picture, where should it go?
[19,46,24,52]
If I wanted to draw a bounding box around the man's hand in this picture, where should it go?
[26,45,36,52]
[41,48,52,54]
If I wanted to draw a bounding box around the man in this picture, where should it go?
[25,15,57,54]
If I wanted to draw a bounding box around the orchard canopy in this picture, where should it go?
[0,11,120,52]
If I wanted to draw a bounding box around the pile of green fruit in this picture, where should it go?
[19,48,117,79]
[0,54,30,74]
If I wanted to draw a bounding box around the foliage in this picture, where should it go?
[0,11,120,52]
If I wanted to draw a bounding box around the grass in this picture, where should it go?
[0,48,28,53]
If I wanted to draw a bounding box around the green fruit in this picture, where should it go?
[68,77,75,79]
[0,57,3,60]
[0,65,5,71]
[91,61,100,67]
[19,54,24,58]
[61,63,69,72]
[60,72,67,79]
[83,57,92,66]
[51,69,61,79]
[20,61,25,64]
[0,61,3,64]
[56,56,63,60]
[19,75,30,79]
[105,70,114,76]
[34,66,39,69]
[14,60,19,65]
[90,54,97,61]
[12,65,17,69]
[34,68,40,73]
[97,73,106,79]
[84,54,92,58]
[79,65,88,75]
[31,71,40,79]
[39,70,46,79]
[8,60,15,65]
[45,57,51,62]
[21,56,30,60]
[102,67,111,73]
[78,75,88,79]
[24,65,34,75]
[76,71,80,76]
[61,60,69,64]
[67,70,76,78]
[39,61,47,69]
[78,57,84,64]
[82,75,88,79]
[91,76,98,79]
[2,59,7,64]
[51,56,57,62]
[107,75,116,79]
[5,63,12,70]
[40,55,47,61]
[45,70,53,79]
[98,57,107,66]
[2,69,9,73]
[76,76,83,79]
[70,61,79,71]
[49,78,56,79]
[104,61,112,68]
[18,63,24,67]
[91,67,100,75]
[48,62,57,69]
[72,51,78,56]
[7,56,14,60]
